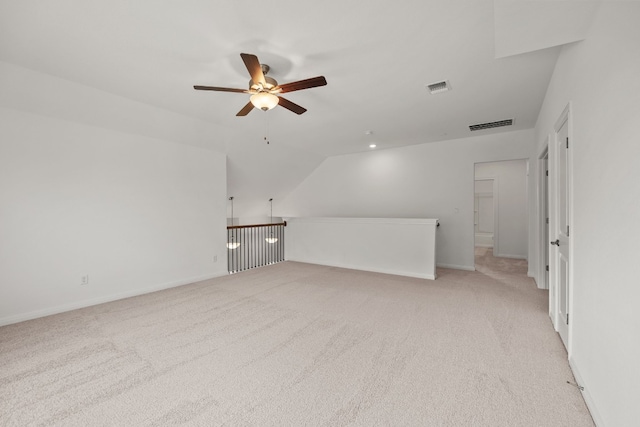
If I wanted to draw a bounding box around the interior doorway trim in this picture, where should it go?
[538,142,550,290]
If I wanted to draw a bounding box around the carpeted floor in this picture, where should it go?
[1,255,593,426]
[474,247,528,276]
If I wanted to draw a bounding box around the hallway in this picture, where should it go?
[475,246,528,276]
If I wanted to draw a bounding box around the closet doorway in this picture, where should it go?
[474,159,528,273]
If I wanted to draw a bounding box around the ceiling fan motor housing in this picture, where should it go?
[250,75,278,92]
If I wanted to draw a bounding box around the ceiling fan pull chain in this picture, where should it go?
[264,111,270,145]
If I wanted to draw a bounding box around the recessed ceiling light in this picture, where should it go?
[369,144,377,149]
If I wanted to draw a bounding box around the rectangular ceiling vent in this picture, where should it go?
[426,80,451,94]
[469,119,514,131]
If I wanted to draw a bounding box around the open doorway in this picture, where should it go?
[474,159,528,274]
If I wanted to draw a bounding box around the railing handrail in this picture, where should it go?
[227,221,287,230]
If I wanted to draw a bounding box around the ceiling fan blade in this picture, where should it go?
[278,97,307,115]
[236,102,254,116]
[193,85,248,93]
[240,53,266,86]
[277,76,327,93]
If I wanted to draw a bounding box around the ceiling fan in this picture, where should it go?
[194,53,327,116]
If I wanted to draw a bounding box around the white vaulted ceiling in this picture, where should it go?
[0,0,599,217]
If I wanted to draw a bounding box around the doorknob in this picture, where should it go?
[550,239,560,246]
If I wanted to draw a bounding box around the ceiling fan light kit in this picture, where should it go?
[250,92,279,111]
[194,53,327,116]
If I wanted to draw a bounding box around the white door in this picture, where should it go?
[553,117,570,349]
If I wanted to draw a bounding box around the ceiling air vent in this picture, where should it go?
[426,80,451,94]
[469,119,514,131]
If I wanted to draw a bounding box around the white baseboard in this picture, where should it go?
[529,271,548,289]
[436,263,476,271]
[474,243,493,248]
[569,358,602,427]
[532,275,544,289]
[0,272,228,327]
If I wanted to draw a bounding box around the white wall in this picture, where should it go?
[474,180,493,194]
[280,130,535,271]
[285,217,438,280]
[0,107,228,325]
[0,61,229,153]
[475,160,528,258]
[532,3,640,426]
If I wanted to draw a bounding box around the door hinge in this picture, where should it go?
[566,137,569,149]
[546,265,549,272]
[567,313,569,325]
[546,217,549,224]
[546,170,549,176]
[567,225,570,236]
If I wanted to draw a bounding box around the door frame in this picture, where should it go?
[538,142,550,290]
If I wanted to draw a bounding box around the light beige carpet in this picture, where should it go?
[1,257,593,426]
[474,247,528,276]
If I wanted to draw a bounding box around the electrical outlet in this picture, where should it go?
[213,255,218,263]
[81,275,89,286]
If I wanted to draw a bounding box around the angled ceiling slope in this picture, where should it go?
[494,0,601,58]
